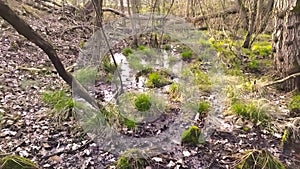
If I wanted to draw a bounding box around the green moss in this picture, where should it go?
[115,150,146,169]
[123,118,137,129]
[138,45,146,50]
[1,155,38,169]
[237,149,285,169]
[181,125,205,146]
[134,93,152,112]
[288,94,300,113]
[181,49,193,61]
[231,100,270,124]
[198,101,211,114]
[122,47,134,56]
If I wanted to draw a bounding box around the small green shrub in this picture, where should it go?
[281,128,290,145]
[237,149,285,169]
[134,93,152,112]
[181,50,193,61]
[231,100,270,124]
[123,118,137,129]
[198,101,211,114]
[1,155,38,169]
[181,125,205,146]
[147,72,170,88]
[42,91,74,121]
[74,66,98,85]
[122,47,134,56]
[288,94,300,113]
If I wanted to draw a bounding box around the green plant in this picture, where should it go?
[281,128,290,145]
[138,45,146,50]
[0,155,38,169]
[147,72,170,88]
[163,44,171,50]
[181,49,193,61]
[116,150,146,169]
[251,41,272,57]
[134,93,152,112]
[181,125,205,146]
[198,101,211,114]
[42,90,74,121]
[288,94,300,113]
[123,118,137,129]
[236,149,285,169]
[122,47,134,56]
[231,100,270,124]
[103,59,117,74]
[248,59,259,71]
[74,66,98,85]
[169,83,181,99]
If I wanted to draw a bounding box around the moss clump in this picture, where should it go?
[115,150,146,169]
[198,101,211,114]
[181,125,204,146]
[122,47,134,56]
[288,94,300,113]
[181,49,193,61]
[137,45,146,50]
[231,100,270,124]
[237,149,285,169]
[0,155,38,169]
[74,66,98,85]
[134,93,152,112]
[163,44,171,50]
[147,72,170,88]
[103,59,117,74]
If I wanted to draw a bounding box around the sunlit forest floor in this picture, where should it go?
[0,1,299,169]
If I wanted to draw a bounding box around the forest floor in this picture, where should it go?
[0,1,299,169]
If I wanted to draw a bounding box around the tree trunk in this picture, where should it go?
[273,0,300,91]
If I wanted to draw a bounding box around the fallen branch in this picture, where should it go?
[0,0,100,109]
[192,6,239,23]
[263,72,300,87]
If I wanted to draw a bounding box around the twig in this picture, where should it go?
[263,72,300,87]
[41,139,93,160]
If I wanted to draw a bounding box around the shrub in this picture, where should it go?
[198,101,211,114]
[134,93,152,112]
[147,72,170,88]
[122,47,134,56]
[181,125,205,146]
[236,149,285,169]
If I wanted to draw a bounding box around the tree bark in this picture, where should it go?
[273,0,300,91]
[0,0,100,108]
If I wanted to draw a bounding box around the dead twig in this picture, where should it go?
[263,72,300,87]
